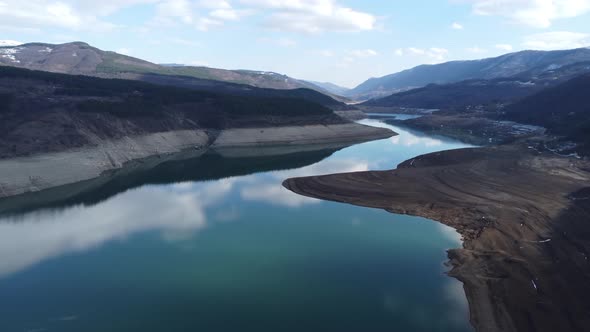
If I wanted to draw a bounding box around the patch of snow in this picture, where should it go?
[546,64,562,71]
[531,279,538,291]
[72,52,78,57]
[0,48,20,55]
[518,81,536,86]
[253,71,279,76]
[1,54,20,63]
[0,47,22,63]
[39,47,53,53]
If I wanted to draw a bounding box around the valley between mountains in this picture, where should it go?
[2,40,590,332]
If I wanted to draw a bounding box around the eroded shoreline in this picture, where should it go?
[0,123,394,199]
[283,143,590,332]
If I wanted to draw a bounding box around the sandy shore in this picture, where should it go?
[284,143,590,332]
[0,123,394,198]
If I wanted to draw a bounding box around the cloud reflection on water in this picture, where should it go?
[240,158,369,207]
[0,118,470,283]
[0,186,208,278]
[0,155,372,277]
[390,134,443,147]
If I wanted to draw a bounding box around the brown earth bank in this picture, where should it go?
[283,143,590,332]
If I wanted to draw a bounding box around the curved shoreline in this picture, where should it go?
[283,144,590,332]
[0,123,394,199]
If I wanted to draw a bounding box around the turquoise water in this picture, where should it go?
[0,118,474,332]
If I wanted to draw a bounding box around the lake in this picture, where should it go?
[0,117,474,332]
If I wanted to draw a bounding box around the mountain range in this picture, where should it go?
[363,61,590,110]
[4,41,590,107]
[0,41,344,100]
[503,72,590,152]
[304,81,351,96]
[348,48,590,100]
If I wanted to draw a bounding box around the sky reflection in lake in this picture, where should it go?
[0,118,474,332]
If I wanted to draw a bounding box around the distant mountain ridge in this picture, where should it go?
[348,48,590,100]
[0,41,347,109]
[364,61,590,110]
[305,81,351,96]
[503,73,590,153]
[0,41,339,97]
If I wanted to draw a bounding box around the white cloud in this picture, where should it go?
[154,0,198,25]
[0,0,157,32]
[0,0,373,35]
[240,0,376,33]
[258,37,297,47]
[523,31,590,50]
[394,48,403,56]
[210,8,241,20]
[0,185,209,277]
[470,0,590,28]
[335,48,378,66]
[0,39,23,46]
[349,49,378,57]
[116,47,132,55]
[451,22,464,29]
[170,38,201,46]
[315,49,335,57]
[407,47,425,55]
[466,46,487,53]
[429,47,449,59]
[495,43,513,51]
[152,0,249,31]
[404,47,449,62]
[198,0,232,9]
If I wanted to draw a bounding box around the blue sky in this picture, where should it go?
[1,0,590,87]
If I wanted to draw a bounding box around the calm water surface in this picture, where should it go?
[0,117,474,332]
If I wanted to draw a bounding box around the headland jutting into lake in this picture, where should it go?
[284,114,590,332]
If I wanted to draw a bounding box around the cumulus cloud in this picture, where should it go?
[0,0,158,31]
[240,157,369,207]
[407,47,425,55]
[451,22,464,29]
[22,1,253,33]
[349,49,378,57]
[332,48,378,67]
[240,0,376,33]
[402,47,449,62]
[0,0,374,34]
[198,0,232,9]
[466,46,487,53]
[315,49,335,57]
[257,37,297,47]
[116,47,133,55]
[495,43,513,51]
[523,31,590,50]
[0,186,209,277]
[148,0,252,31]
[469,0,590,28]
[0,39,23,46]
[425,47,449,62]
